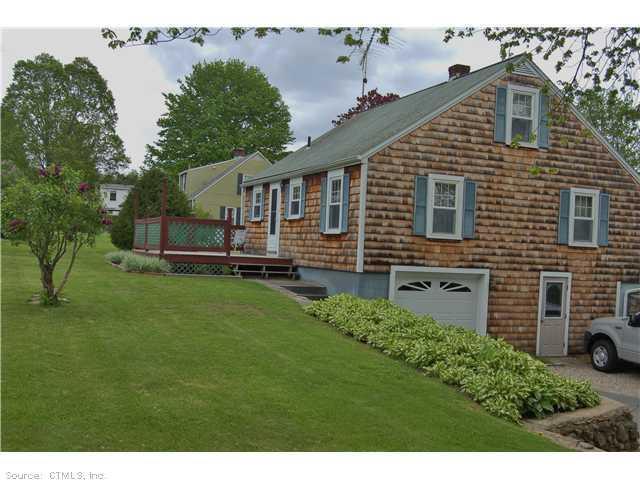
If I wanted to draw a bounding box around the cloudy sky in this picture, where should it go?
[1,28,565,170]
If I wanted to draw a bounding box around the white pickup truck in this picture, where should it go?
[585,288,640,372]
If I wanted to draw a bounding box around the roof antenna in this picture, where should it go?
[361,54,368,97]
[307,136,311,148]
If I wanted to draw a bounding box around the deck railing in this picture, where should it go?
[131,178,245,258]
[134,212,245,257]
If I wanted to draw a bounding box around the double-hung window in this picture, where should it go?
[288,177,303,219]
[427,174,464,240]
[569,188,599,247]
[506,85,539,147]
[252,186,263,221]
[109,191,117,201]
[179,172,187,192]
[326,169,343,234]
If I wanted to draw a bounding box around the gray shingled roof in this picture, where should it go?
[245,55,527,185]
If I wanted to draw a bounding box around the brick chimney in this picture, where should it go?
[232,147,246,157]
[448,64,470,80]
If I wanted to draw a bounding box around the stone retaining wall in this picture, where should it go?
[527,398,639,451]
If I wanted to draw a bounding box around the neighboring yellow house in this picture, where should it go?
[178,149,272,223]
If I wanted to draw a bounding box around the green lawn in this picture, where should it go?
[1,235,564,451]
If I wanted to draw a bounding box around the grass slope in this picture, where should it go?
[1,235,564,451]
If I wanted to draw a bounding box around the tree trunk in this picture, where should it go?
[40,264,58,305]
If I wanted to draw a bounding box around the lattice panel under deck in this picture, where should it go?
[168,221,224,248]
[170,263,230,275]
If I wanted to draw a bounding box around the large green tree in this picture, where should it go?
[577,90,640,170]
[145,59,293,174]
[110,168,192,250]
[1,53,129,183]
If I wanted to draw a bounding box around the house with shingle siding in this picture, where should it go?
[242,55,640,356]
[178,149,271,222]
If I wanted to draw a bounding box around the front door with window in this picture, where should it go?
[538,273,571,356]
[267,183,281,256]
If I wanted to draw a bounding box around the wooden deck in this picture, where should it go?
[134,248,293,266]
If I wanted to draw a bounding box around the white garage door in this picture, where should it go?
[392,271,483,332]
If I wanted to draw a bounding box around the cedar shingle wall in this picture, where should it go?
[244,165,360,271]
[365,74,640,353]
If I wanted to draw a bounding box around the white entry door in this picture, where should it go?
[537,272,571,356]
[266,183,281,256]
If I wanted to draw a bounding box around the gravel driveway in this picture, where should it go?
[546,355,640,430]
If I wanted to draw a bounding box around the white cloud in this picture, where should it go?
[1,28,175,170]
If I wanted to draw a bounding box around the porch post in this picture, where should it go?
[159,178,168,258]
[225,209,232,256]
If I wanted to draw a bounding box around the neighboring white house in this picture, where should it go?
[100,184,133,215]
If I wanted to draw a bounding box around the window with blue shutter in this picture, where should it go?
[495,86,507,143]
[413,176,428,235]
[319,177,327,232]
[598,192,610,246]
[219,206,226,220]
[538,94,550,148]
[299,182,306,218]
[283,183,290,219]
[463,180,477,238]
[340,173,350,233]
[558,189,570,244]
[237,173,243,195]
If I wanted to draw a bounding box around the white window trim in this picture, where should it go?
[288,177,303,220]
[426,173,464,240]
[324,168,344,235]
[569,187,599,248]
[251,185,263,222]
[506,84,539,149]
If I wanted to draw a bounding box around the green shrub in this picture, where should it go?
[104,250,129,265]
[119,252,171,274]
[304,295,600,422]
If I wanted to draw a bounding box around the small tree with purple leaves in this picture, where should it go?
[1,165,106,305]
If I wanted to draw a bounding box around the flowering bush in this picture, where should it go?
[1,165,103,305]
[305,295,600,423]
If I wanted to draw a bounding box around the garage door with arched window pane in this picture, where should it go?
[394,272,481,331]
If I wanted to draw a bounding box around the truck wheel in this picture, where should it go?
[590,338,618,372]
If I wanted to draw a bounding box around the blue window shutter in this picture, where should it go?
[413,176,428,235]
[538,94,550,148]
[236,173,243,195]
[235,208,241,225]
[495,86,507,143]
[558,189,570,244]
[283,183,290,219]
[319,177,327,232]
[341,174,350,233]
[219,206,226,220]
[463,180,477,239]
[598,192,610,246]
[300,182,306,218]
[248,189,254,221]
